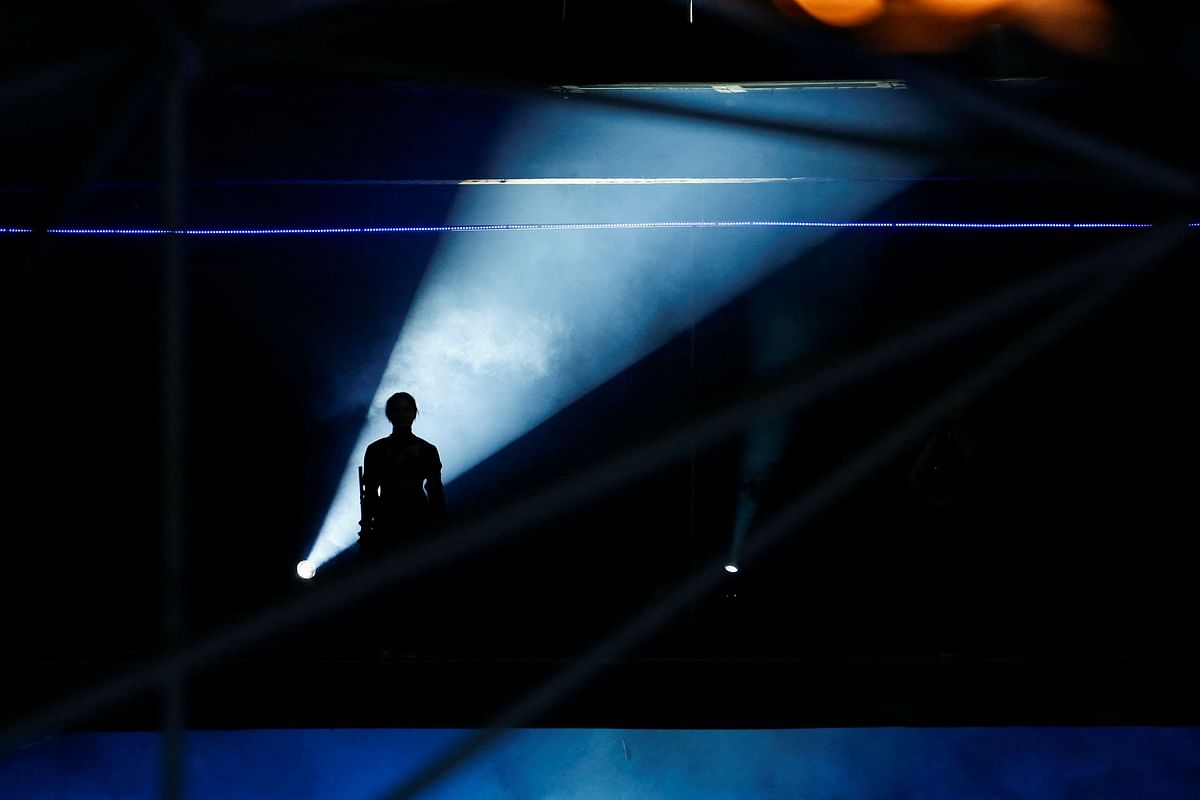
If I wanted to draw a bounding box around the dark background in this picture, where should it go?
[1,0,1198,732]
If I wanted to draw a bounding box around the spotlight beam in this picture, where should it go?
[305,77,950,568]
[380,220,1188,800]
[1,222,1182,755]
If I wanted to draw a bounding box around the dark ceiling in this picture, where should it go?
[1,0,1199,743]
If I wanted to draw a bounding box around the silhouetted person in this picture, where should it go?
[359,392,445,559]
[907,407,1022,654]
[908,409,1015,513]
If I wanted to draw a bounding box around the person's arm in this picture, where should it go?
[361,444,381,532]
[425,448,446,526]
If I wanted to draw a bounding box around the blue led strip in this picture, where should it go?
[0,221,1178,236]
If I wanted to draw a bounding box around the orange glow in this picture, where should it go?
[794,0,886,28]
[910,0,1010,19]
[1011,0,1113,55]
[777,0,1114,56]
[860,0,1019,53]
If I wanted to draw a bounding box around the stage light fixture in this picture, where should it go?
[296,560,316,580]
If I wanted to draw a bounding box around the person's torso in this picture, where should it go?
[372,434,434,506]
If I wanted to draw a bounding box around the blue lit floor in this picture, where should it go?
[3,727,1198,799]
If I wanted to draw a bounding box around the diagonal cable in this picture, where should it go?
[0,69,162,307]
[202,0,1196,201]
[0,47,131,111]
[204,38,956,160]
[691,0,1196,201]
[381,219,1189,800]
[0,223,1185,754]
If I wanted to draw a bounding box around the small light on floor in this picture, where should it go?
[724,564,739,574]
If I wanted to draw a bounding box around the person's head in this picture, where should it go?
[385,392,418,429]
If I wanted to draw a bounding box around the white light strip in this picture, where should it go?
[456,177,836,185]
[557,80,910,92]
[0,175,1038,191]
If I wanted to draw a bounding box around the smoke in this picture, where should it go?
[307,85,949,566]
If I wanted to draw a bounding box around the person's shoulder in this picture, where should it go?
[411,435,441,463]
[365,436,391,454]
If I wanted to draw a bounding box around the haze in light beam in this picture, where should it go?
[307,86,950,566]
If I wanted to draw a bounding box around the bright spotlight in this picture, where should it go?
[305,84,949,569]
[296,560,316,580]
[724,564,740,574]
